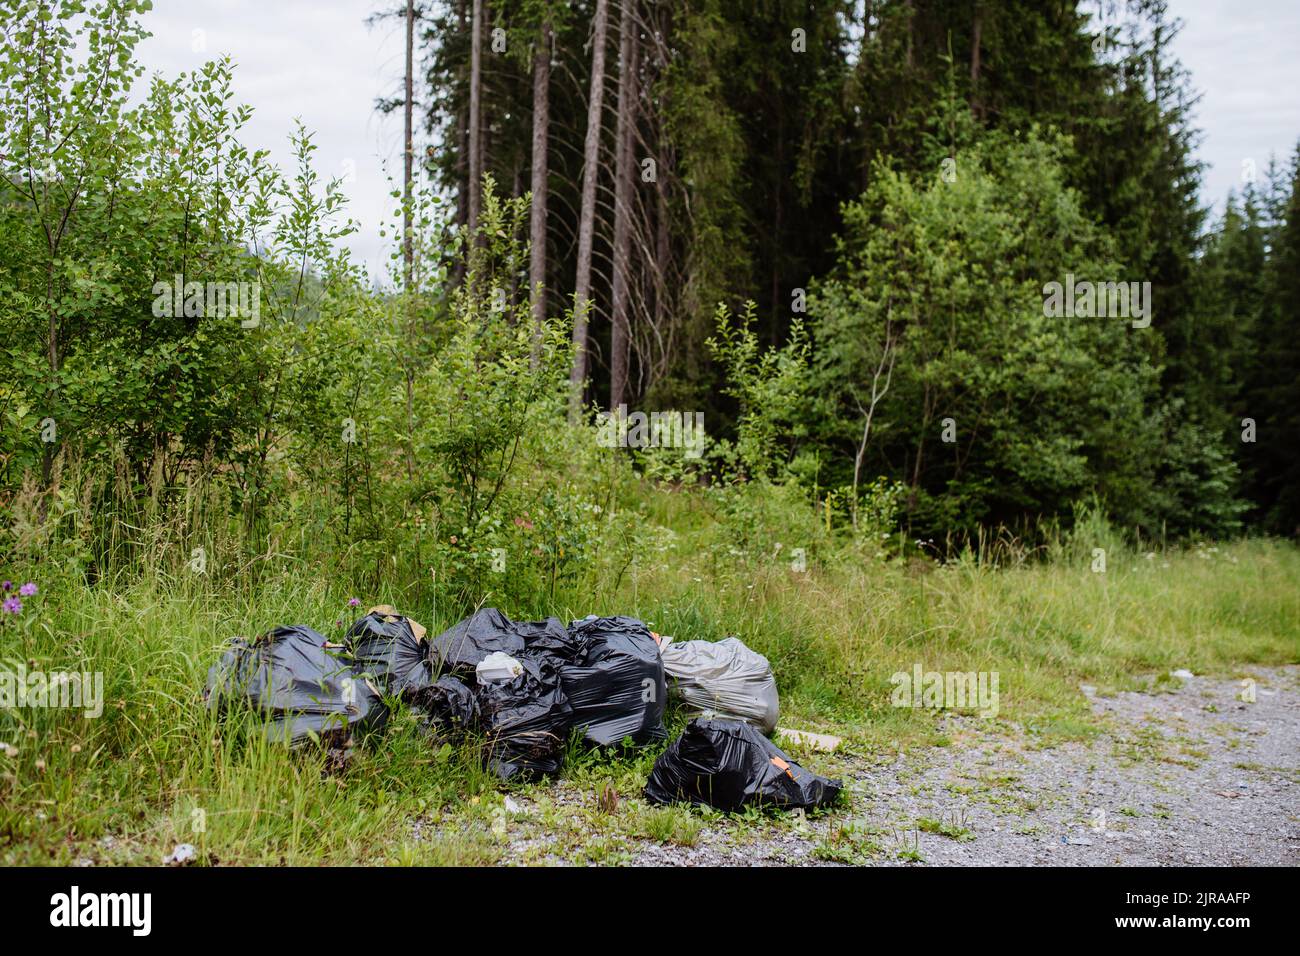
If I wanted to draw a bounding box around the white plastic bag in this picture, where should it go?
[659,636,779,732]
[475,650,524,684]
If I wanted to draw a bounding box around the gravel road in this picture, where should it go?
[620,665,1300,866]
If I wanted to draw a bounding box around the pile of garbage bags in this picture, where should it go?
[204,606,841,812]
[206,606,668,782]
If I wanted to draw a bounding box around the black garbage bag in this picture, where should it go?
[426,608,669,775]
[476,655,573,781]
[429,607,574,674]
[345,606,433,702]
[205,625,387,748]
[644,718,842,812]
[422,674,479,736]
[561,616,667,747]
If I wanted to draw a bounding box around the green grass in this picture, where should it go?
[916,814,976,842]
[636,805,705,846]
[2,529,1297,865]
[814,819,883,863]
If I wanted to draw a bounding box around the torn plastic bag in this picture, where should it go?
[429,607,574,675]
[345,606,433,702]
[205,624,387,748]
[659,636,780,732]
[561,616,667,746]
[644,718,842,812]
[422,675,479,737]
[475,655,573,781]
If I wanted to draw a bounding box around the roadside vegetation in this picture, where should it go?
[2,2,1297,865]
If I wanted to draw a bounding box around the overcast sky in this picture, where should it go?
[132,0,1300,285]
[135,0,406,284]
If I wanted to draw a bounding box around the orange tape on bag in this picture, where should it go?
[770,756,796,780]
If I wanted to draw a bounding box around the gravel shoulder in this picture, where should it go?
[615,665,1300,866]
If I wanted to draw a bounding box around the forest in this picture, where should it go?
[4,0,1298,578]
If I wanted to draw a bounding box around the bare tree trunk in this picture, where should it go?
[468,0,485,235]
[42,269,58,487]
[401,0,418,480]
[852,311,896,530]
[769,100,783,347]
[403,0,415,288]
[653,161,670,376]
[904,0,914,69]
[569,0,611,418]
[909,388,931,509]
[529,18,552,362]
[448,0,469,287]
[969,2,983,120]
[608,0,638,409]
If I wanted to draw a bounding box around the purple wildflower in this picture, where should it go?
[18,582,36,597]
[347,597,361,608]
[2,597,21,615]
[1,581,10,592]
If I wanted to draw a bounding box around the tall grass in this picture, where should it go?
[3,469,1298,864]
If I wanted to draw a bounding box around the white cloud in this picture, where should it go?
[134,0,411,284]
[1173,0,1300,216]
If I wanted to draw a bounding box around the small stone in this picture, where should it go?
[164,843,197,866]
[776,727,843,752]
